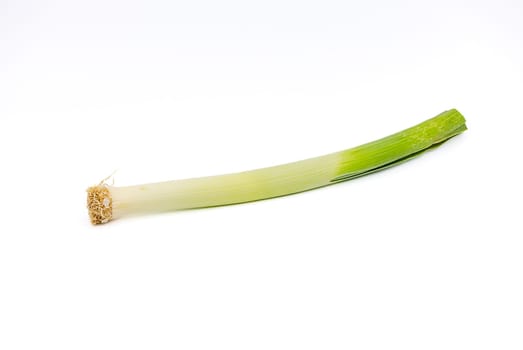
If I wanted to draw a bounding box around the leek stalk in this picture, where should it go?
[87,109,467,224]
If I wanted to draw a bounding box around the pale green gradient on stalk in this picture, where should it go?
[109,109,466,220]
[111,153,340,217]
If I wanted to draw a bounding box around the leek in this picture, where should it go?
[87,109,467,224]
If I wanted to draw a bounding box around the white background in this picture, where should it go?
[1,0,522,349]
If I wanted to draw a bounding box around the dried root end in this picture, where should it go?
[87,185,113,225]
